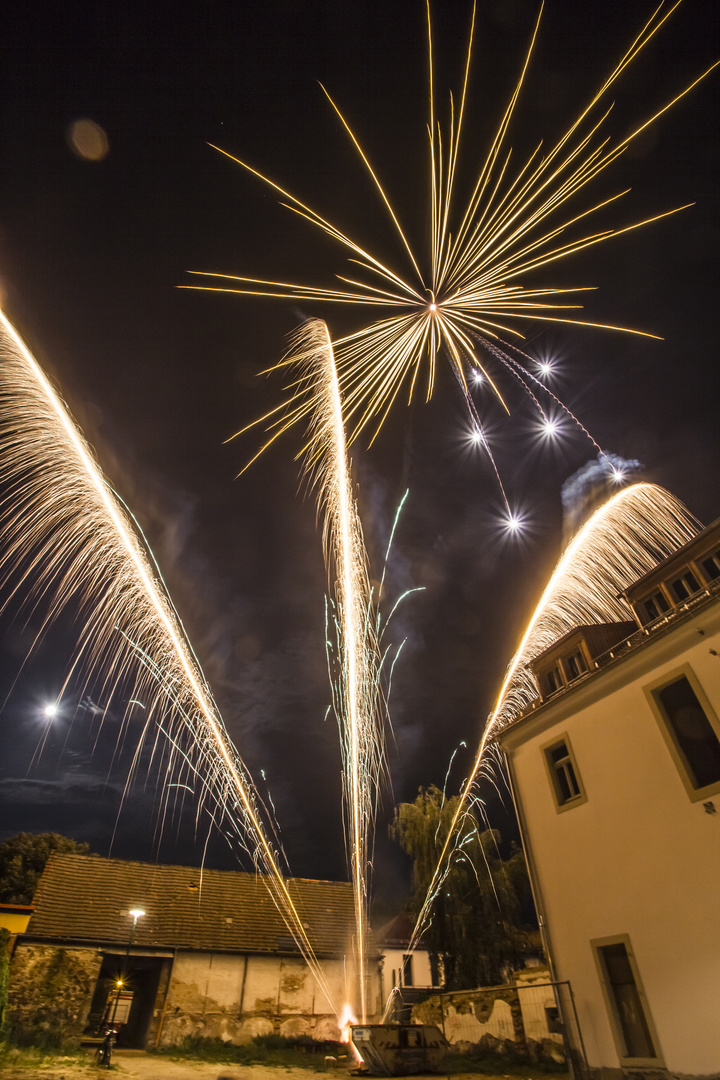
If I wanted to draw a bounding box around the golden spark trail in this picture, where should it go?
[407,482,699,951]
[188,2,717,457]
[0,308,337,1015]
[286,319,384,1022]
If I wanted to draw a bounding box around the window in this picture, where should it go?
[564,649,587,681]
[650,672,720,796]
[641,590,669,623]
[545,666,563,695]
[700,549,720,582]
[542,735,587,811]
[401,954,413,987]
[593,936,662,1065]
[669,569,700,602]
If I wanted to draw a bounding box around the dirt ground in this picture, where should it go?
[0,1050,339,1079]
[0,1052,559,1080]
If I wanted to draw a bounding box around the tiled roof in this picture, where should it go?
[374,913,418,948]
[26,854,375,958]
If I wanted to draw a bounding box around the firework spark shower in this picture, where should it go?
[0,308,337,1015]
[288,318,386,1019]
[407,481,700,951]
[0,0,717,981]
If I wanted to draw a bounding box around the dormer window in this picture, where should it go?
[564,649,587,681]
[700,550,720,582]
[641,591,669,623]
[669,570,700,603]
[545,666,563,695]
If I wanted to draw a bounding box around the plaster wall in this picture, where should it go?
[159,951,369,1046]
[383,946,435,988]
[508,611,720,1074]
[0,912,31,934]
[441,996,515,1043]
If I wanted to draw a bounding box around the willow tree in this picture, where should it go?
[390,786,530,989]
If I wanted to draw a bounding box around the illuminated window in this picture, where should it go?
[650,672,720,797]
[593,936,661,1065]
[543,735,586,811]
[669,569,700,602]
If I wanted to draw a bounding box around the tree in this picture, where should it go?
[390,786,531,989]
[0,833,90,904]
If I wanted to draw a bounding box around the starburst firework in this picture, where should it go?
[188,1,716,461]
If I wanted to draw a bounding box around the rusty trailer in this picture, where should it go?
[350,1023,448,1076]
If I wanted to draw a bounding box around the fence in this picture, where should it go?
[407,978,587,1076]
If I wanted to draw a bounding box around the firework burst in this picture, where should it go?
[188,1,716,467]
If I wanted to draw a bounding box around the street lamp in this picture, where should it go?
[128,908,145,949]
[108,908,145,1031]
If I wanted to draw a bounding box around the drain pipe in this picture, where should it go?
[501,748,557,980]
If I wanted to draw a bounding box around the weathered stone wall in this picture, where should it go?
[411,977,565,1068]
[413,987,521,1043]
[8,943,102,1044]
[156,951,355,1047]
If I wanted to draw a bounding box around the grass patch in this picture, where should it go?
[153,1033,351,1068]
[445,1050,569,1078]
[0,1043,88,1072]
[154,1036,568,1079]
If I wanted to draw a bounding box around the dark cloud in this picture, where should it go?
[0,774,123,805]
[0,0,717,904]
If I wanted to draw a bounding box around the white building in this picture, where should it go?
[498,519,720,1077]
[374,912,438,1001]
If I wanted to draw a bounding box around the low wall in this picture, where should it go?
[410,973,566,1067]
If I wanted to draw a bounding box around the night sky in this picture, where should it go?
[0,0,718,916]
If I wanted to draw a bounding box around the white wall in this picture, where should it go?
[159,951,379,1044]
[507,608,720,1074]
[382,946,435,989]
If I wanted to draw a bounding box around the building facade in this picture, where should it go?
[375,913,438,1000]
[498,520,720,1077]
[9,854,380,1048]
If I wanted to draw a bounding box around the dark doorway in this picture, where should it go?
[87,954,165,1048]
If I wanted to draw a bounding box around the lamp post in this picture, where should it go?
[109,908,145,1030]
[127,908,145,953]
